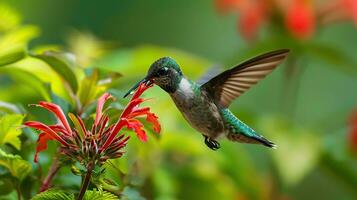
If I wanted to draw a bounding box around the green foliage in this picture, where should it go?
[83,189,119,200]
[31,190,74,200]
[0,45,26,67]
[0,1,356,200]
[0,149,31,182]
[77,70,101,108]
[0,3,20,31]
[0,67,52,101]
[0,114,24,150]
[31,189,118,200]
[31,51,79,93]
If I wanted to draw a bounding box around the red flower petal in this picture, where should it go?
[24,121,69,147]
[146,112,161,133]
[238,4,265,41]
[95,93,113,126]
[342,0,357,25]
[131,82,153,100]
[100,120,126,152]
[37,102,72,136]
[127,119,147,142]
[285,0,315,39]
[121,98,145,118]
[100,82,159,151]
[215,0,242,13]
[127,107,161,133]
[34,132,54,163]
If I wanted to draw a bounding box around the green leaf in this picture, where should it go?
[0,149,31,182]
[0,101,22,114]
[0,3,21,31]
[78,70,99,108]
[31,189,74,200]
[68,113,84,139]
[0,67,51,101]
[0,45,26,67]
[83,189,119,200]
[0,178,14,196]
[0,114,24,150]
[31,51,79,93]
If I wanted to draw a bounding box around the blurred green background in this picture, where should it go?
[0,0,357,200]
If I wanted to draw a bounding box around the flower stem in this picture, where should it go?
[40,157,61,192]
[16,185,22,200]
[77,161,94,200]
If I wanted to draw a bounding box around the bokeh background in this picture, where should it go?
[0,0,357,199]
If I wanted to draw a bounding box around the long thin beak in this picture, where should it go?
[123,78,149,98]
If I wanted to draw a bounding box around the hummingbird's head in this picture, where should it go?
[124,57,183,97]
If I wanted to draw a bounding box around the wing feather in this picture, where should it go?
[201,49,289,107]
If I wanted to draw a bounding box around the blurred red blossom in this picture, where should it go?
[348,110,357,154]
[215,0,357,41]
[285,0,315,39]
[24,83,160,164]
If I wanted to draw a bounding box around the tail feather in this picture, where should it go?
[221,109,277,148]
[252,135,277,149]
[227,132,277,149]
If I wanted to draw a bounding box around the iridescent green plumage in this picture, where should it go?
[124,49,289,150]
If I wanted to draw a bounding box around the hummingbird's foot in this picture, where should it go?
[204,136,220,151]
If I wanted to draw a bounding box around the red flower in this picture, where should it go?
[237,2,266,41]
[24,82,160,164]
[215,0,242,13]
[285,0,315,39]
[348,110,357,154]
[341,0,357,25]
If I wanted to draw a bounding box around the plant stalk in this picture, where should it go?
[40,157,61,192]
[16,185,22,200]
[77,161,94,200]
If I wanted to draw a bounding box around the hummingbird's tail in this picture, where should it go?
[221,109,277,148]
[227,131,277,149]
[250,134,277,149]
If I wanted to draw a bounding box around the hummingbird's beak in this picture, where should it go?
[123,77,152,98]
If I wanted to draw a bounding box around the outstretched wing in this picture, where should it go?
[196,65,223,86]
[201,49,290,107]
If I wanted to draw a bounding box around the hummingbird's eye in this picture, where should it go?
[157,67,169,76]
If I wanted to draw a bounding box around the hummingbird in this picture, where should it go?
[124,49,289,150]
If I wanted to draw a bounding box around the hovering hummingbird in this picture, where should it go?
[124,49,289,150]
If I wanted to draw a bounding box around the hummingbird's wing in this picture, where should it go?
[196,65,223,86]
[201,49,289,107]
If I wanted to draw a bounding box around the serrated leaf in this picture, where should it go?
[0,114,24,150]
[0,45,26,67]
[83,189,119,200]
[0,149,31,182]
[31,189,74,200]
[31,51,79,93]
